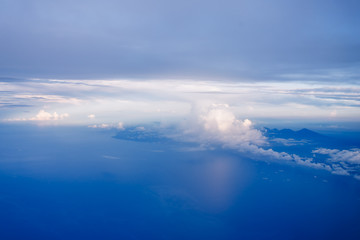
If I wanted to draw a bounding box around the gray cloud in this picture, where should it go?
[1,0,359,81]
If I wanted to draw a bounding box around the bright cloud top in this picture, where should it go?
[198,104,266,147]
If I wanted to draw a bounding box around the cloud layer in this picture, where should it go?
[1,78,359,126]
[1,1,359,81]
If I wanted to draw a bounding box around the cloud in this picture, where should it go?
[311,148,360,178]
[271,138,308,146]
[117,122,124,130]
[6,110,69,121]
[1,78,360,124]
[1,0,359,82]
[313,148,360,164]
[193,104,266,147]
[88,124,111,129]
[172,103,360,179]
[88,122,124,130]
[30,110,69,121]
[177,104,333,173]
[331,165,351,176]
[13,94,82,104]
[88,114,95,119]
[102,155,121,160]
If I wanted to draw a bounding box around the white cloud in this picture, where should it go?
[117,122,124,130]
[88,114,95,119]
[88,123,110,129]
[13,94,81,104]
[330,110,337,117]
[178,104,333,173]
[88,122,125,130]
[30,110,69,121]
[271,138,308,146]
[331,164,351,176]
[313,148,360,164]
[186,104,359,177]
[2,78,360,124]
[6,110,69,121]
[173,103,360,179]
[312,148,360,177]
[102,155,121,160]
[194,104,266,147]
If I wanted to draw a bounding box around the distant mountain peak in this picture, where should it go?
[297,128,313,133]
[264,127,325,141]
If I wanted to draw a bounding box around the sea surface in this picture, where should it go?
[0,124,359,239]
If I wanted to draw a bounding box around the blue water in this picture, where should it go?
[0,125,359,239]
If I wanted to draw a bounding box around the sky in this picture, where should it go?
[0,0,360,81]
[1,2,360,239]
[1,0,360,128]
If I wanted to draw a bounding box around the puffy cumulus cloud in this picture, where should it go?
[6,110,69,121]
[88,122,124,130]
[180,104,332,172]
[196,104,266,148]
[30,110,69,121]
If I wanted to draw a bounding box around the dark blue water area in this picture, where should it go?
[0,124,360,239]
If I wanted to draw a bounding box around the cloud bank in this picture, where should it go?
[1,78,359,125]
[179,104,358,178]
